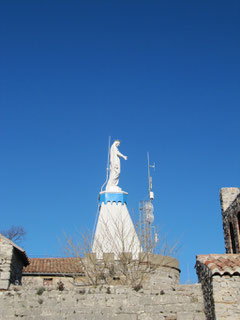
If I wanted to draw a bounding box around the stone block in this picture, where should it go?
[14,306,30,317]
[149,255,179,269]
[144,304,167,313]
[119,305,144,314]
[193,314,206,320]
[103,253,115,263]
[113,314,137,320]
[138,314,165,320]
[0,279,9,289]
[0,271,10,280]
[177,312,194,320]
[220,188,240,212]
[165,316,177,320]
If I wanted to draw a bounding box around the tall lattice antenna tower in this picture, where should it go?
[139,153,156,253]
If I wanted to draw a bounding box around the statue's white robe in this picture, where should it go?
[107,144,121,188]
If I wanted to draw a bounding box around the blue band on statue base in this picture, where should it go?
[99,192,128,205]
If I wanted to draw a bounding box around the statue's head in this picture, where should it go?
[114,140,120,146]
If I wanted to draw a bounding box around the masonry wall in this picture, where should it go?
[22,268,180,290]
[0,264,206,320]
[220,188,240,253]
[212,275,240,320]
[0,283,205,320]
[0,238,13,289]
[0,237,25,289]
[22,275,75,289]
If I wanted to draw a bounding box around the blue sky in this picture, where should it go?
[1,1,240,283]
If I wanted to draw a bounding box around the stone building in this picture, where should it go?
[1,252,206,320]
[0,233,29,290]
[196,254,240,320]
[22,257,84,288]
[195,188,240,320]
[1,187,240,319]
[22,254,180,289]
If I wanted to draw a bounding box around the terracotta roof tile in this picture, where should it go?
[23,258,83,275]
[197,254,240,275]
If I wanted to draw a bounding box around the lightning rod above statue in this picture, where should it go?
[106,140,127,192]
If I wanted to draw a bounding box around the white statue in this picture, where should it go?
[106,140,127,191]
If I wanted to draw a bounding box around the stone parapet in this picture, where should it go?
[0,283,205,319]
[148,254,179,269]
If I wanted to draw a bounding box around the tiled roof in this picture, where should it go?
[196,254,240,276]
[0,233,29,266]
[23,258,83,275]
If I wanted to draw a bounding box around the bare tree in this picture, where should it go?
[62,216,180,289]
[0,225,26,244]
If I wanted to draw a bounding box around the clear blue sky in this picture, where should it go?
[1,1,240,283]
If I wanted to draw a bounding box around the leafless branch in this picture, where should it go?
[0,225,26,244]
[61,216,180,289]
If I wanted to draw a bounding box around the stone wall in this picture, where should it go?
[0,236,26,289]
[195,261,215,320]
[0,237,13,289]
[220,188,240,253]
[22,254,181,290]
[0,282,205,320]
[22,275,75,289]
[1,259,205,319]
[196,263,240,320]
[212,275,240,320]
[220,188,240,212]
[22,264,180,292]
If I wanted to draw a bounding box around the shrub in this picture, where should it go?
[36,287,45,295]
[57,280,64,291]
[133,283,142,292]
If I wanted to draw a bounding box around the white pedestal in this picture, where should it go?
[92,193,141,260]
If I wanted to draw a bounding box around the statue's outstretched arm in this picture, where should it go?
[117,150,127,161]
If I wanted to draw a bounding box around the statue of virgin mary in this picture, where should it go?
[106,140,127,191]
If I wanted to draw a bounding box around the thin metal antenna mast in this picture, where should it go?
[147,152,155,201]
[147,152,150,197]
[101,136,111,192]
[139,153,156,253]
